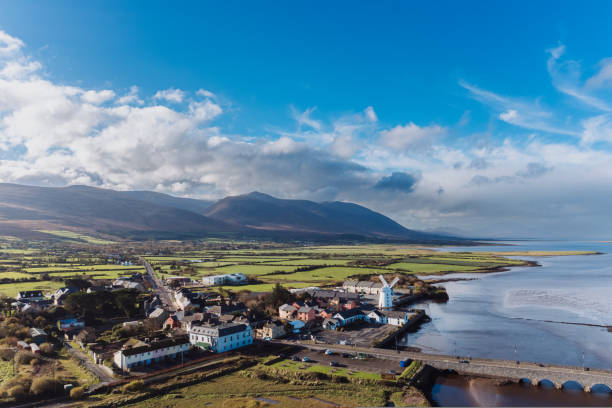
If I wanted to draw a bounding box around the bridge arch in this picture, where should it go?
[587,384,612,394]
[518,378,532,385]
[561,380,584,391]
[535,379,558,389]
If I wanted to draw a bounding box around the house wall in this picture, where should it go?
[114,342,191,370]
[190,327,253,353]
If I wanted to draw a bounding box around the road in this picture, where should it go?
[273,340,612,391]
[142,259,176,311]
[64,342,115,387]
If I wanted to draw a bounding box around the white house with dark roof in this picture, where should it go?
[332,309,366,327]
[189,323,252,353]
[17,290,44,302]
[113,337,190,371]
[366,310,411,326]
[380,310,411,326]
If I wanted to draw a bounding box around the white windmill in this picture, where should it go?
[378,275,400,309]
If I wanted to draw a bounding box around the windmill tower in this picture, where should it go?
[378,275,400,309]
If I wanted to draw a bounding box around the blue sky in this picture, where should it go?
[1,1,612,238]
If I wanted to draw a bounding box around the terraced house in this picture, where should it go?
[113,337,191,371]
[189,322,253,353]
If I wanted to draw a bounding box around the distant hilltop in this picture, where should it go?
[0,183,465,243]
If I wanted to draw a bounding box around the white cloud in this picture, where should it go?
[292,106,321,131]
[197,88,215,98]
[379,122,446,150]
[364,106,377,122]
[81,89,115,104]
[117,86,143,105]
[0,31,24,56]
[461,80,579,136]
[154,88,185,103]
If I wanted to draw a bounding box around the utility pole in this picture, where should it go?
[514,343,518,364]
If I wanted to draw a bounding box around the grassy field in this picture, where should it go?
[144,244,559,293]
[36,230,115,245]
[121,371,400,408]
[268,359,381,380]
[56,352,100,388]
[0,359,13,385]
[0,280,65,297]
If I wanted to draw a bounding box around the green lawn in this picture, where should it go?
[123,370,394,408]
[268,359,381,380]
[0,280,64,297]
[262,266,391,283]
[386,262,479,274]
[261,259,353,266]
[211,264,298,275]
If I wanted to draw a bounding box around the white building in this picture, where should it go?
[202,273,247,286]
[174,291,192,310]
[113,337,190,371]
[366,310,411,326]
[278,303,297,320]
[189,323,253,353]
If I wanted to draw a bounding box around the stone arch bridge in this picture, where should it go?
[283,340,612,393]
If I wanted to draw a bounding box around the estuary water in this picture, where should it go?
[396,240,612,406]
[399,240,612,369]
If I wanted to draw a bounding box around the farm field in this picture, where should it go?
[144,243,541,293]
[0,280,65,297]
[36,230,116,245]
[1,237,584,299]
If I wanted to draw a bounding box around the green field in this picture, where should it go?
[268,359,381,380]
[37,230,115,244]
[0,280,65,297]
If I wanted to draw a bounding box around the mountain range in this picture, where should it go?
[0,183,460,242]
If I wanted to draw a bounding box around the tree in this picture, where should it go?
[30,377,62,396]
[263,283,294,309]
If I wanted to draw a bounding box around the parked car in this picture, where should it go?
[341,352,351,358]
[460,360,469,364]
[325,349,334,355]
[291,355,299,361]
[302,357,311,362]
[329,361,339,367]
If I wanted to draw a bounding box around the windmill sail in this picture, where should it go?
[389,277,400,288]
[378,274,389,287]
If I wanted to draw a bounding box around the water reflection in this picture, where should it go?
[432,374,612,407]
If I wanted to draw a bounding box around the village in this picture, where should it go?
[9,263,426,380]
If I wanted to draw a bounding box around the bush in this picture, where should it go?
[70,386,85,399]
[30,376,62,396]
[14,350,36,365]
[121,379,145,393]
[7,385,28,401]
[39,342,54,355]
[331,375,349,383]
[0,348,14,361]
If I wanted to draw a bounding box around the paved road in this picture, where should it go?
[142,259,176,311]
[274,340,612,391]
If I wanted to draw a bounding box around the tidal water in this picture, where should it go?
[396,240,612,406]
